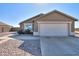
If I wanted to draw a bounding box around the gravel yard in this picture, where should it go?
[0,32,41,56]
[0,39,41,56]
[0,39,32,56]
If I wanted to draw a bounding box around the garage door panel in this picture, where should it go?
[39,23,68,36]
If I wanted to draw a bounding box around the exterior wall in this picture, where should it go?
[33,32,39,36]
[0,25,11,32]
[70,20,75,35]
[34,12,74,33]
[33,21,38,32]
[33,21,39,36]
[20,23,24,30]
[37,12,73,21]
[71,20,74,32]
[32,22,34,31]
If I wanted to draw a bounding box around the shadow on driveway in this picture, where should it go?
[18,40,41,56]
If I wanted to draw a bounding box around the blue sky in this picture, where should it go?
[0,3,79,28]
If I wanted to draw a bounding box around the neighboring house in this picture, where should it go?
[10,27,20,31]
[0,21,12,32]
[19,10,78,36]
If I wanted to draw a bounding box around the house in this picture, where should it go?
[0,21,12,32]
[19,10,78,36]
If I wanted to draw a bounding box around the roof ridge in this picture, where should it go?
[0,21,12,26]
[19,10,78,24]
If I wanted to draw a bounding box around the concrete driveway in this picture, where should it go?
[40,36,79,56]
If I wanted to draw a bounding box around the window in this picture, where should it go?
[24,23,32,30]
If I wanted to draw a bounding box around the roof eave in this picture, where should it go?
[53,10,78,21]
[19,13,44,24]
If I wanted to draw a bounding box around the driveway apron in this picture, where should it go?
[40,37,79,56]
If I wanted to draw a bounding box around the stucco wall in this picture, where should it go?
[34,21,38,32]
[0,25,11,32]
[20,23,24,30]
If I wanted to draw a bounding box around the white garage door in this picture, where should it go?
[39,23,68,36]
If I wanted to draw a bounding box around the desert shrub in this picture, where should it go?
[24,29,33,34]
[17,30,24,34]
[17,29,33,34]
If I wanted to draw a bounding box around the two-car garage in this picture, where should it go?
[38,21,71,36]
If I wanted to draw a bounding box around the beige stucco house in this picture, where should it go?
[0,22,12,32]
[19,10,78,36]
